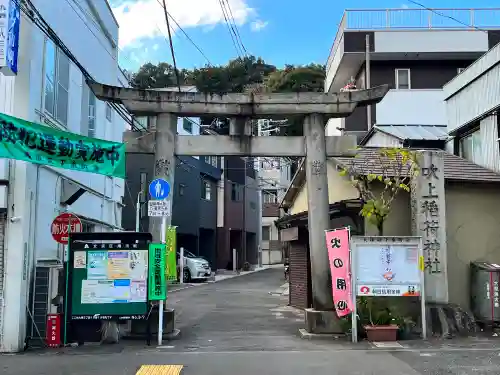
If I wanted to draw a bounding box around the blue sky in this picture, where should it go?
[109,0,500,72]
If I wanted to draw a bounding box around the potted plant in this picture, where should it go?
[362,299,399,342]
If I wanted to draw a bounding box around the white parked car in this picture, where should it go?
[177,250,212,282]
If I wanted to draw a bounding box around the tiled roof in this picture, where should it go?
[334,148,500,183]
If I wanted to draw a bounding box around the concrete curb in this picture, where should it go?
[168,267,274,294]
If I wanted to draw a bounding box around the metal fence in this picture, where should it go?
[327,8,500,71]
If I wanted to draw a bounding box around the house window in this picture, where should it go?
[202,179,211,200]
[106,102,112,121]
[44,39,70,125]
[88,91,96,138]
[81,221,95,233]
[179,183,185,196]
[183,118,193,133]
[459,129,482,164]
[139,172,147,217]
[395,69,411,89]
[263,190,277,203]
[231,183,238,201]
[211,156,218,167]
[262,226,270,241]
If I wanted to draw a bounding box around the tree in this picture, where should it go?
[338,148,420,235]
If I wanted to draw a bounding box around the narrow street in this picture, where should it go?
[3,268,500,374]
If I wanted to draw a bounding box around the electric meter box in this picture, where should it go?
[470,262,500,322]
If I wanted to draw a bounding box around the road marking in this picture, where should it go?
[136,365,183,375]
[371,341,404,348]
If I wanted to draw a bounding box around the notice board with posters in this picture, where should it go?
[68,232,152,321]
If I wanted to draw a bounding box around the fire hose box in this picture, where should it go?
[46,313,61,348]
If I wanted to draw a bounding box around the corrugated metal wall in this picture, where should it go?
[479,114,500,173]
[446,60,500,131]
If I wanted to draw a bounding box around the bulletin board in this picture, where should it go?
[68,232,152,320]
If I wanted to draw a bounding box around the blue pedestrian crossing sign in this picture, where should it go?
[149,178,170,200]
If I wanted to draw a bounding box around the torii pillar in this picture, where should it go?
[89,82,389,333]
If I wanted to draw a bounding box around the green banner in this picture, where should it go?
[165,226,178,282]
[0,112,126,178]
[148,243,166,301]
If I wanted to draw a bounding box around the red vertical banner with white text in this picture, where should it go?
[325,227,353,317]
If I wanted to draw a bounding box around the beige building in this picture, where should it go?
[279,139,500,332]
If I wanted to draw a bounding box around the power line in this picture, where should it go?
[222,0,248,55]
[217,0,244,57]
[161,0,182,93]
[154,0,212,65]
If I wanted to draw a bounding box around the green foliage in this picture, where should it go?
[130,58,326,137]
[338,147,420,235]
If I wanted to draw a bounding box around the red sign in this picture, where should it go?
[46,314,61,348]
[51,213,82,244]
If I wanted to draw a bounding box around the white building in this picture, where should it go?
[444,41,500,172]
[324,8,500,141]
[0,0,126,352]
[256,119,293,265]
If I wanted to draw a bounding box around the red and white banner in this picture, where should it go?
[325,227,353,317]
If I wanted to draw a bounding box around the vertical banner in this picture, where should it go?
[325,227,353,317]
[165,226,178,282]
[148,243,166,301]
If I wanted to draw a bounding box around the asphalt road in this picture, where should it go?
[4,268,500,374]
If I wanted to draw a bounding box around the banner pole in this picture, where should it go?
[63,214,71,347]
[158,216,167,346]
[349,227,357,343]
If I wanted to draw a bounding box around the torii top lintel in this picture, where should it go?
[87,81,389,118]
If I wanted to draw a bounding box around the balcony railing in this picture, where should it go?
[326,8,500,72]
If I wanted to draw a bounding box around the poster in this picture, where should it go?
[355,245,420,285]
[107,251,130,279]
[128,250,148,280]
[74,251,86,269]
[87,251,108,279]
[130,280,147,302]
[82,249,149,304]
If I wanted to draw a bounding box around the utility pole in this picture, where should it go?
[365,34,372,129]
[150,113,177,346]
[242,156,247,267]
[90,82,389,335]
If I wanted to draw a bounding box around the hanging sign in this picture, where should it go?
[325,227,353,317]
[0,0,20,76]
[0,112,126,178]
[148,243,166,301]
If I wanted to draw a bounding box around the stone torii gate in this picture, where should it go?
[89,82,389,331]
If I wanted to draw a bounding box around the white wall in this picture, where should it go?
[1,0,125,352]
[374,30,489,54]
[377,89,447,126]
[23,0,125,259]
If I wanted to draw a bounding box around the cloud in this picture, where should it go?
[401,3,409,8]
[112,0,255,48]
[250,19,268,32]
